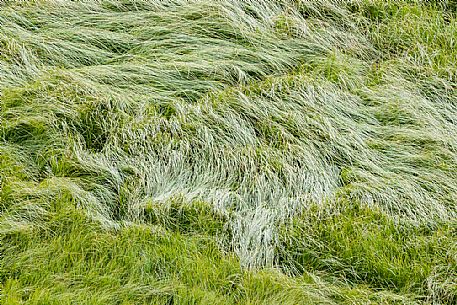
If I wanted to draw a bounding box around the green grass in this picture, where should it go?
[1,0,456,304]
[0,203,421,305]
[279,202,456,302]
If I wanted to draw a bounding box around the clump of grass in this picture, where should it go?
[1,0,456,303]
[278,201,457,302]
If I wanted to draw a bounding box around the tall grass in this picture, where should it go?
[1,0,456,304]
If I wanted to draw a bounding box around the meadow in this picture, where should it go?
[1,0,456,304]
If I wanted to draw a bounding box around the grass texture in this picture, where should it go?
[1,0,456,304]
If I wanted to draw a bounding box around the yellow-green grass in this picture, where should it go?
[1,0,456,304]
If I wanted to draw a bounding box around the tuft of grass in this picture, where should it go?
[278,201,457,302]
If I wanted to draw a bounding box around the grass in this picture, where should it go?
[1,0,456,304]
[279,202,457,303]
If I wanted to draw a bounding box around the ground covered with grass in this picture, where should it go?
[1,0,456,304]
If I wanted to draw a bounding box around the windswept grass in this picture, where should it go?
[1,0,456,304]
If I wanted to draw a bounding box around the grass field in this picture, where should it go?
[1,0,456,304]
